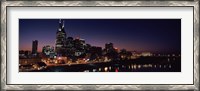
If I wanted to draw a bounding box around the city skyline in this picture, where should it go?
[19,19,181,53]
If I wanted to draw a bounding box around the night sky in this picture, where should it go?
[19,19,181,53]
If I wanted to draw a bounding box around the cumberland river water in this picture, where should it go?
[31,56,181,72]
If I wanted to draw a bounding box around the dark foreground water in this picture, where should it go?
[31,56,181,72]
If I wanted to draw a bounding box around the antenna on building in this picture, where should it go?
[59,19,61,23]
[62,20,65,28]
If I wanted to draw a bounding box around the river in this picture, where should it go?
[31,56,181,72]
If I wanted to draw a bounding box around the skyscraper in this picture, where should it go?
[105,43,114,52]
[32,40,38,55]
[55,19,67,56]
[42,45,55,58]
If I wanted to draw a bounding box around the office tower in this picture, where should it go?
[32,40,38,55]
[55,19,67,56]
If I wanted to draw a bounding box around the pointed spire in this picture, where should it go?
[62,20,65,29]
[58,19,62,32]
[59,19,61,23]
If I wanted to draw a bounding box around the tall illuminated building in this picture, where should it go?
[32,40,38,55]
[55,19,67,56]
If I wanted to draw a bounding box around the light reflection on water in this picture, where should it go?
[169,65,171,68]
[45,57,180,72]
[104,67,108,72]
[134,64,137,69]
[109,66,112,70]
[93,69,96,72]
[91,63,172,72]
[138,65,141,69]
[93,58,176,72]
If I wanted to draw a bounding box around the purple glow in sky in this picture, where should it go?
[19,19,181,53]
